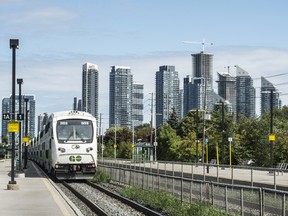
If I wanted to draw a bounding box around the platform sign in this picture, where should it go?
[22,136,29,143]
[2,113,11,120]
[17,113,24,120]
[8,121,19,132]
[269,134,275,141]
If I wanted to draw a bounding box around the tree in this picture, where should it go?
[157,124,180,161]
[269,106,288,164]
[134,123,151,143]
[207,104,236,164]
[102,126,133,158]
[177,110,198,138]
[1,135,8,144]
[167,108,179,130]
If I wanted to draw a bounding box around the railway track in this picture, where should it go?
[61,180,163,216]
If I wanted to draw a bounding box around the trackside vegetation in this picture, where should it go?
[119,186,230,216]
[92,169,231,215]
[91,168,110,183]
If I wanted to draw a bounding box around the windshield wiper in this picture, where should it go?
[65,131,73,142]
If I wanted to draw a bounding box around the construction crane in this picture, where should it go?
[183,38,213,52]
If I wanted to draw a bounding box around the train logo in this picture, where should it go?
[69,155,82,162]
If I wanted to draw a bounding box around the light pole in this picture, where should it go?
[114,119,117,160]
[221,101,225,165]
[17,78,23,171]
[154,113,162,162]
[23,98,29,169]
[228,137,232,168]
[196,109,199,164]
[269,89,274,168]
[101,127,104,161]
[154,127,158,162]
[132,120,135,161]
[8,39,19,188]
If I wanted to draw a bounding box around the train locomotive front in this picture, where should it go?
[33,111,98,180]
[53,113,97,179]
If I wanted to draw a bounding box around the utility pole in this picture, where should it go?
[99,113,102,139]
[114,117,117,160]
[269,90,274,168]
[154,112,158,162]
[195,108,199,164]
[202,67,208,165]
[150,93,154,145]
[99,113,102,153]
[221,101,225,165]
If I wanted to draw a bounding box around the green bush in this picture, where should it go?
[91,168,110,183]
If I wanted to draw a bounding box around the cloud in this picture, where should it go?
[24,7,76,22]
[0,2,77,31]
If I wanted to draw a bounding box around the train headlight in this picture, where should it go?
[58,147,66,153]
[86,147,93,152]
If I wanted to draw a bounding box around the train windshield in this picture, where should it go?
[57,119,93,143]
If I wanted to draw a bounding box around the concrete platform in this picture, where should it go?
[0,159,83,216]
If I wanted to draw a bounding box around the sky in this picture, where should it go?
[1,0,288,130]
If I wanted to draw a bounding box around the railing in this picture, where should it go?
[98,158,288,190]
[98,158,288,216]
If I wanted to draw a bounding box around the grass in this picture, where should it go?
[91,168,234,215]
[91,168,110,183]
[119,186,230,216]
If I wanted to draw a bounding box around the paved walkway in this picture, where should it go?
[0,159,83,216]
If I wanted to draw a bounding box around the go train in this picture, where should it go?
[29,110,97,179]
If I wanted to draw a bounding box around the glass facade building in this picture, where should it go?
[191,52,214,111]
[155,65,180,127]
[235,65,256,120]
[132,83,144,127]
[82,62,99,119]
[183,52,214,116]
[109,66,133,128]
[260,77,281,116]
[217,71,236,114]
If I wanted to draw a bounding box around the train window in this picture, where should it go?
[45,150,49,159]
[56,119,93,143]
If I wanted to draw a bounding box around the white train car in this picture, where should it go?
[30,110,97,179]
